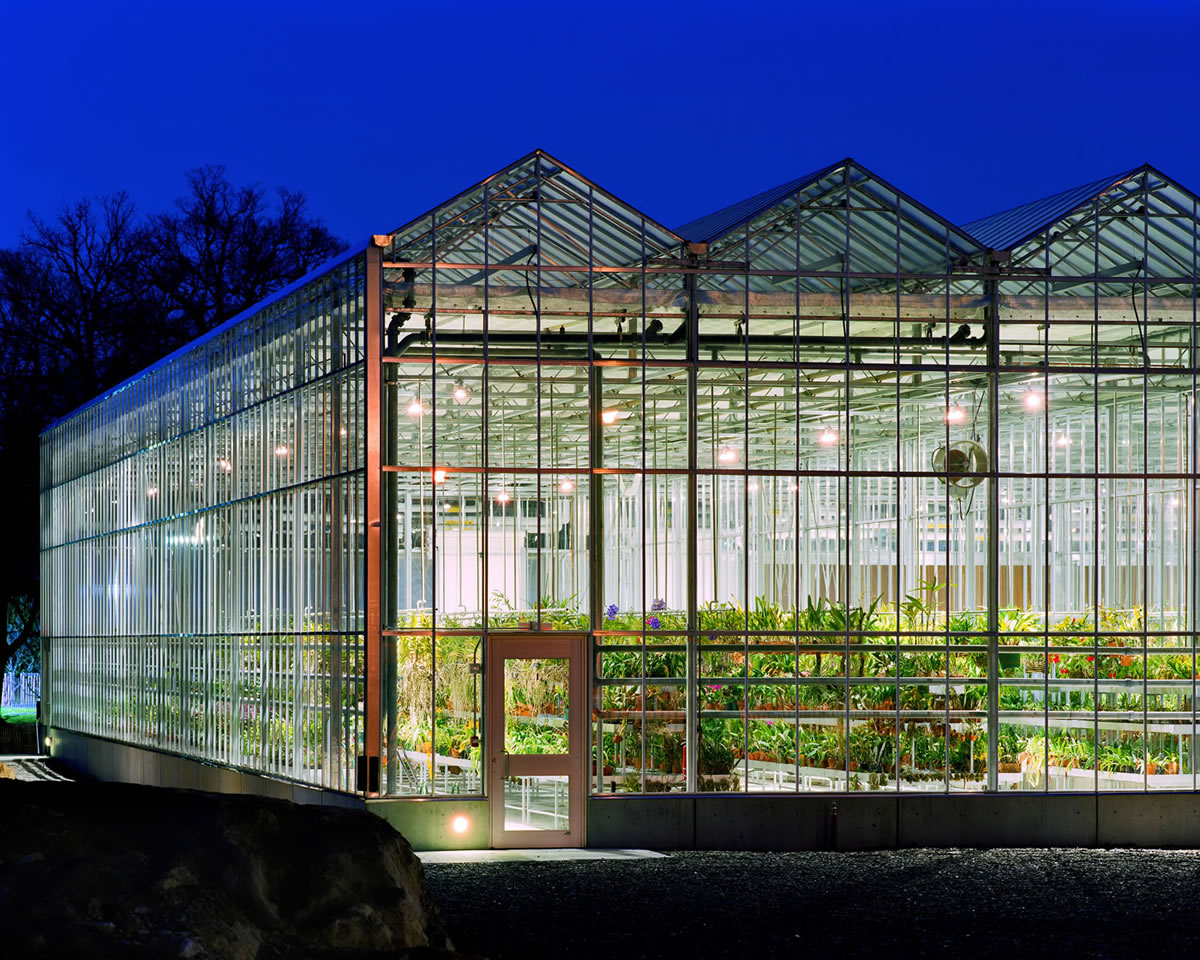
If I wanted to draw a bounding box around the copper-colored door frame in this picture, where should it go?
[486,633,587,848]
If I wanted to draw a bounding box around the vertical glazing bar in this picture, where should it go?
[364,240,384,796]
[684,246,699,796]
[1141,174,1151,788]
[1092,198,1102,791]
[986,261,1000,791]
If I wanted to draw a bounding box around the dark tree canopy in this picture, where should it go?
[0,169,347,677]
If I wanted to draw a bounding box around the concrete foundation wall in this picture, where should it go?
[368,798,490,850]
[589,793,1200,850]
[48,727,363,810]
[50,730,1200,849]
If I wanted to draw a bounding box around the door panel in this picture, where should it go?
[487,635,585,847]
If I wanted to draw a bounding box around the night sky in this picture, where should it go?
[3,0,1199,249]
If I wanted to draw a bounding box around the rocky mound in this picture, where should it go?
[0,776,466,958]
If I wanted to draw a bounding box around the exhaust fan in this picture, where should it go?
[932,440,987,500]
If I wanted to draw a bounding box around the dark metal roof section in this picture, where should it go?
[962,168,1140,251]
[674,160,844,244]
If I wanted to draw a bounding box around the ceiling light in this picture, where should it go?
[216,457,233,473]
[433,469,447,484]
[407,397,425,418]
[275,444,289,457]
[945,405,967,425]
[1169,496,1180,508]
[747,481,759,494]
[453,381,470,404]
[1023,391,1043,411]
[495,490,511,505]
[559,478,575,494]
[600,408,619,425]
[1055,434,1071,448]
[818,427,839,446]
[718,446,739,465]
[146,486,158,498]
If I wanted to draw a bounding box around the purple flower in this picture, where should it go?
[647,616,662,630]
[765,720,775,726]
[651,598,667,612]
[605,603,619,621]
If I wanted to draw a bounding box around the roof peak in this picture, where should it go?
[961,166,1143,250]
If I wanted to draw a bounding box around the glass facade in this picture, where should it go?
[41,151,1200,806]
[40,253,369,791]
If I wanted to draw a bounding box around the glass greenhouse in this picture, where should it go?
[40,151,1200,848]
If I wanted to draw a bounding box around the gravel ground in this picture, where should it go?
[425,848,1200,959]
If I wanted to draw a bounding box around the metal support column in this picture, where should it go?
[363,239,384,796]
[986,266,1001,791]
[684,265,699,794]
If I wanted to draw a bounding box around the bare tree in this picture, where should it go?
[0,170,346,680]
[150,166,345,340]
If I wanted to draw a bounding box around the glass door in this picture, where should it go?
[487,634,585,848]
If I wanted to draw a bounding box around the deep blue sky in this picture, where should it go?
[3,0,1199,250]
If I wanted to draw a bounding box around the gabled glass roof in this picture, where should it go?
[962,168,1140,251]
[965,165,1199,294]
[678,159,989,293]
[383,149,683,286]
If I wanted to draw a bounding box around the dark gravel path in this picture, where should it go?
[425,848,1200,959]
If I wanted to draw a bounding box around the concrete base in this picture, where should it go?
[589,792,1200,850]
[368,798,490,850]
[48,727,362,809]
[49,729,1200,850]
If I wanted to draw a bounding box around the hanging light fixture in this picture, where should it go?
[717,445,739,465]
[1055,433,1071,448]
[453,380,470,404]
[818,427,839,446]
[558,478,576,494]
[1023,390,1044,411]
[945,405,967,425]
[407,396,425,418]
[495,489,511,505]
[274,444,289,457]
[600,408,619,425]
[433,468,447,485]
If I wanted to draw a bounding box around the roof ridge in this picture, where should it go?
[674,159,846,243]
[961,166,1141,250]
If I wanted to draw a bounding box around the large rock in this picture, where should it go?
[0,779,464,958]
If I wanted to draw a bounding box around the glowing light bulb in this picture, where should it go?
[339,426,348,437]
[718,446,739,465]
[275,444,289,457]
[453,382,470,404]
[601,408,619,425]
[818,428,839,446]
[146,486,158,498]
[945,405,967,425]
[407,398,425,418]
[1023,391,1043,411]
[451,815,469,835]
[216,457,233,473]
[747,481,759,494]
[559,478,576,494]
[433,469,447,485]
[495,490,511,505]
[1055,434,1071,448]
